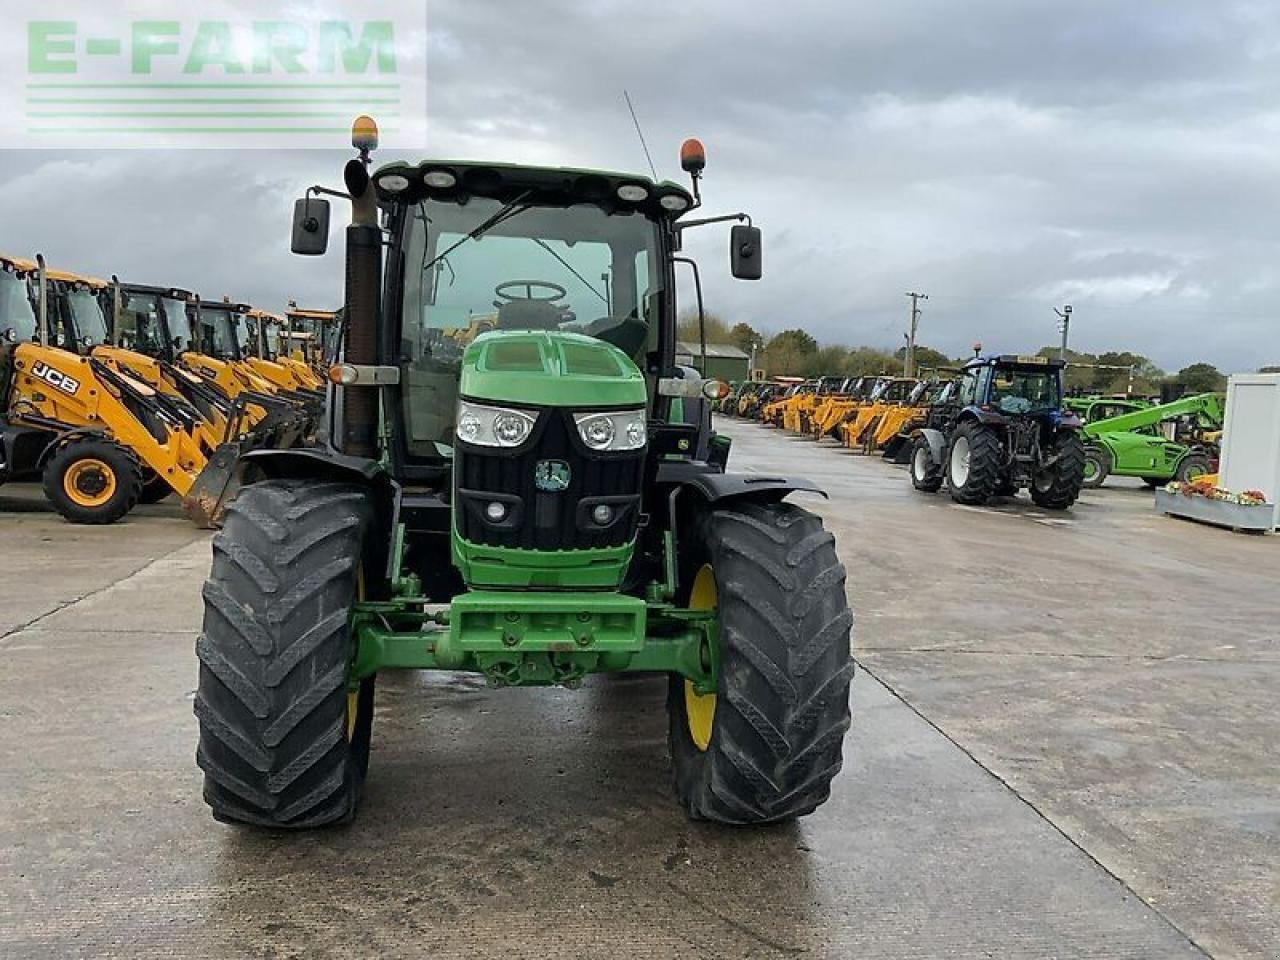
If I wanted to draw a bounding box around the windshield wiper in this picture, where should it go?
[423,190,534,274]
[532,239,608,306]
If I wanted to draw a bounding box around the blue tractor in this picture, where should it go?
[908,355,1086,509]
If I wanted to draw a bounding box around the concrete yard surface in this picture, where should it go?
[1,417,1276,958]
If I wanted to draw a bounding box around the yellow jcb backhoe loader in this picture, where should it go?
[866,377,955,453]
[840,377,920,450]
[1,255,238,525]
[184,297,317,447]
[53,274,235,450]
[760,380,812,427]
[284,303,339,376]
[41,265,244,504]
[785,376,848,433]
[245,309,326,393]
[811,376,884,440]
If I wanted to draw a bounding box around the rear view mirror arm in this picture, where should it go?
[307,185,352,202]
[676,212,751,233]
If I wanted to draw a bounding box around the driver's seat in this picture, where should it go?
[495,299,563,331]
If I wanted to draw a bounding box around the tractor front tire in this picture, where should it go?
[910,436,943,492]
[1082,444,1111,489]
[1030,433,1087,510]
[42,438,142,525]
[195,480,376,829]
[669,501,854,824]
[946,422,1002,505]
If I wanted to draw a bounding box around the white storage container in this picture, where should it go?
[1219,373,1280,529]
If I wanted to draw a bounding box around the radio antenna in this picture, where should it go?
[623,90,658,180]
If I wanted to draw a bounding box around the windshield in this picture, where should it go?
[162,298,196,353]
[244,317,264,358]
[65,287,109,347]
[399,197,663,458]
[196,309,239,359]
[0,270,36,342]
[117,293,167,356]
[990,367,1061,413]
[260,321,280,360]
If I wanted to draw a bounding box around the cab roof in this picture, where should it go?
[0,257,108,287]
[120,282,195,300]
[372,159,695,220]
[199,299,252,314]
[967,354,1065,370]
[0,254,36,272]
[286,308,337,321]
[46,268,108,288]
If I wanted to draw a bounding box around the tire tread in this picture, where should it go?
[194,479,373,829]
[670,501,854,824]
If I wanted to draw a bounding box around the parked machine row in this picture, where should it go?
[0,253,338,526]
[715,354,1230,512]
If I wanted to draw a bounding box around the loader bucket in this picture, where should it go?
[881,434,910,464]
[182,441,244,528]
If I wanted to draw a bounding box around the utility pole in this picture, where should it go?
[904,291,928,377]
[1054,304,1072,362]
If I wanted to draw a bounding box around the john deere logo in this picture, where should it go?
[534,460,570,492]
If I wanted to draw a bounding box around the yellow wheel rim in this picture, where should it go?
[347,568,366,742]
[684,564,718,752]
[63,458,117,508]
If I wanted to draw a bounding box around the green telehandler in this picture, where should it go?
[1081,392,1223,489]
[193,118,855,828]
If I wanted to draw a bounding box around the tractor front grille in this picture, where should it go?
[455,409,644,551]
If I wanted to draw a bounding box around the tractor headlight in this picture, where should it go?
[455,401,536,448]
[573,410,647,452]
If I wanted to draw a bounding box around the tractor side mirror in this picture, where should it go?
[730,224,762,280]
[291,196,330,256]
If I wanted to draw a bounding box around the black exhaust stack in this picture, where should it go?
[341,139,381,459]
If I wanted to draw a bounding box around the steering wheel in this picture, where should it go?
[494,280,568,303]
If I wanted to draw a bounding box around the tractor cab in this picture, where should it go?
[114,284,195,361]
[0,256,37,345]
[960,355,1068,419]
[45,269,112,353]
[284,306,337,370]
[191,299,251,362]
[0,257,38,401]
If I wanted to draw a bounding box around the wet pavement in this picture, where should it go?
[1,422,1274,958]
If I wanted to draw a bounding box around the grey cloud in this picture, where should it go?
[2,0,1278,371]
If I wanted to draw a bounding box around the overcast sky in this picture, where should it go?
[2,0,1278,373]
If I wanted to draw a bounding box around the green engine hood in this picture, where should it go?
[460,330,646,408]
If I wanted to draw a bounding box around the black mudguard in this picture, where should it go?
[656,460,826,504]
[235,445,387,487]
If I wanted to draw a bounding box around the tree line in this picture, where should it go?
[679,313,1244,395]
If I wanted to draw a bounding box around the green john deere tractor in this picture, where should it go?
[193,118,854,828]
